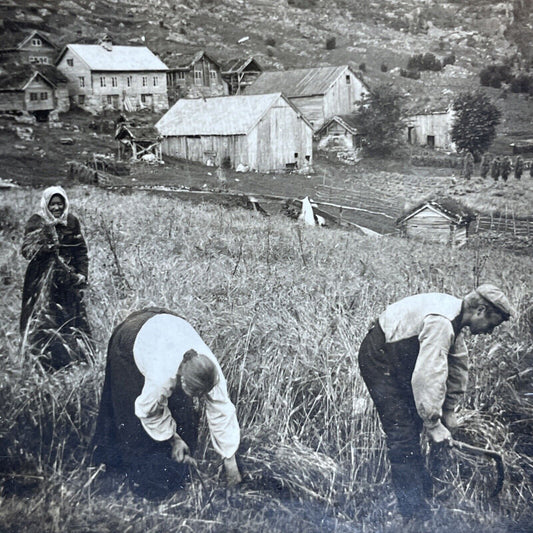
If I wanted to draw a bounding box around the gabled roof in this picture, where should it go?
[0,30,57,52]
[57,44,168,71]
[18,30,57,50]
[397,197,476,225]
[115,122,161,141]
[34,64,68,85]
[0,65,56,91]
[246,65,368,97]
[316,114,359,136]
[167,50,221,71]
[156,92,312,136]
[221,57,262,75]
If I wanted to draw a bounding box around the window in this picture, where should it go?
[29,56,39,64]
[100,76,106,87]
[30,93,39,101]
[127,76,132,87]
[210,70,217,81]
[107,95,113,104]
[194,70,202,85]
[346,75,351,84]
[153,76,158,86]
[142,76,148,87]
[39,57,49,64]
[177,72,185,80]
[426,135,435,148]
[67,58,74,67]
[40,92,48,100]
[141,94,152,103]
[32,38,42,46]
[112,77,118,87]
[78,95,85,105]
[78,76,85,88]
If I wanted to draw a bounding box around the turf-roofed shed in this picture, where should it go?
[396,197,476,247]
[155,92,313,172]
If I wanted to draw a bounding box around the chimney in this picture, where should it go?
[99,35,113,51]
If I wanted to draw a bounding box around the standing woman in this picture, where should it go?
[91,308,242,500]
[20,186,92,370]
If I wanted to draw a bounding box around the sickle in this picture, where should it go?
[450,438,505,497]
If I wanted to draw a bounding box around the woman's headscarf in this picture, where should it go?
[39,186,69,226]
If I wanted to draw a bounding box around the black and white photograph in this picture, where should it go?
[0,1,532,531]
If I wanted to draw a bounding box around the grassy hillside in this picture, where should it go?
[0,186,532,532]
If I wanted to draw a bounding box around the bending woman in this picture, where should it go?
[91,308,242,500]
[20,186,92,370]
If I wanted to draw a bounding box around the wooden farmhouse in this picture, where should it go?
[166,50,227,103]
[406,106,455,150]
[155,92,314,172]
[316,114,361,152]
[397,198,475,247]
[55,41,169,114]
[246,65,369,130]
[0,30,57,65]
[0,64,69,120]
[221,57,262,95]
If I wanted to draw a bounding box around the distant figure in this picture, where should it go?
[91,308,242,500]
[358,285,513,521]
[216,166,228,191]
[20,186,92,370]
[479,153,491,179]
[462,152,474,180]
[514,155,524,180]
[490,156,501,181]
[500,156,512,182]
[299,196,316,226]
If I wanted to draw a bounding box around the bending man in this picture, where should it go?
[358,284,513,520]
[92,307,242,499]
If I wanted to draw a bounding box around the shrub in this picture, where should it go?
[265,36,276,47]
[325,36,336,50]
[400,68,421,80]
[510,73,533,94]
[288,0,318,6]
[380,63,388,72]
[359,62,366,72]
[479,64,513,88]
[443,53,456,67]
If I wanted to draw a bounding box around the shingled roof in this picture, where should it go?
[167,50,221,70]
[58,44,168,71]
[221,57,262,74]
[397,197,476,225]
[316,114,359,136]
[0,65,57,91]
[246,65,366,97]
[156,92,312,136]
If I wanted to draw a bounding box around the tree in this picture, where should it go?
[353,84,405,155]
[451,90,501,159]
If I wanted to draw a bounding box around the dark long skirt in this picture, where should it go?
[91,308,199,500]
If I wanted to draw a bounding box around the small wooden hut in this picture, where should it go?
[115,121,163,162]
[396,197,475,247]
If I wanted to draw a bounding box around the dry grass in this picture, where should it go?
[0,185,532,532]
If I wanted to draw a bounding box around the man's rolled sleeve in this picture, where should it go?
[443,334,468,411]
[412,315,455,428]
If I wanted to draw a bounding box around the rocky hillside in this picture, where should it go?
[2,0,533,129]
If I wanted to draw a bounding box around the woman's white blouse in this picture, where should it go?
[133,314,240,459]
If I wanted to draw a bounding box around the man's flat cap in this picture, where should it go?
[476,284,514,319]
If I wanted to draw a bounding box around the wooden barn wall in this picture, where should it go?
[251,98,313,171]
[322,70,365,122]
[408,112,453,149]
[162,135,247,168]
[25,78,54,111]
[404,209,453,244]
[0,91,24,111]
[289,96,324,130]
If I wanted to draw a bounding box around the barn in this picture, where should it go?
[155,92,313,172]
[397,198,475,247]
[245,65,369,130]
[406,105,455,150]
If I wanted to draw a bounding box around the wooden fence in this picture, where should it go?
[473,212,533,239]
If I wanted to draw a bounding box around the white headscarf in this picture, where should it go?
[39,186,70,226]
